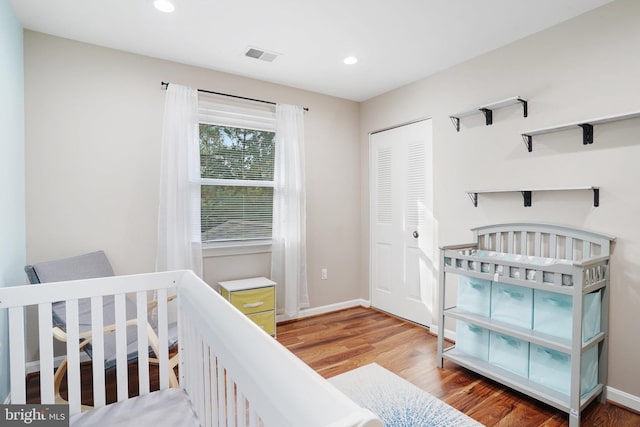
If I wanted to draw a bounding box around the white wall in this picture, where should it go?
[0,0,25,402]
[23,31,362,334]
[360,0,640,398]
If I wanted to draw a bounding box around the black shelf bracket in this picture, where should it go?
[479,108,493,126]
[579,123,594,145]
[468,192,479,207]
[518,98,528,118]
[521,191,532,207]
[593,188,600,207]
[522,134,533,152]
[450,116,461,132]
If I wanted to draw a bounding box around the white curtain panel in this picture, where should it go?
[156,84,203,277]
[271,104,309,317]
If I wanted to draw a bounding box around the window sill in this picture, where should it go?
[202,240,272,257]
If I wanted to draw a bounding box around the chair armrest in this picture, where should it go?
[52,319,142,344]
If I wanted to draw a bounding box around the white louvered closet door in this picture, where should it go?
[370,119,433,327]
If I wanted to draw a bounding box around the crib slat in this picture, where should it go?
[91,296,106,408]
[210,346,217,427]
[226,372,235,426]
[115,293,129,402]
[195,330,205,423]
[507,231,514,252]
[183,315,194,397]
[183,315,196,409]
[250,407,259,427]
[189,321,201,423]
[193,325,204,424]
[534,232,541,256]
[495,232,502,252]
[215,356,222,427]
[549,234,557,258]
[237,389,247,427]
[202,341,209,426]
[66,300,81,415]
[217,360,226,427]
[136,291,150,396]
[200,343,211,426]
[582,240,591,260]
[157,288,169,390]
[9,306,26,404]
[520,231,527,254]
[37,302,55,404]
[566,237,574,259]
[204,346,213,427]
[212,352,219,427]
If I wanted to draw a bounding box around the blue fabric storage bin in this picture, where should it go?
[457,276,491,317]
[456,321,489,361]
[489,332,529,378]
[533,290,601,343]
[529,344,598,396]
[490,282,533,329]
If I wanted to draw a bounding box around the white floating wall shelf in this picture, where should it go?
[521,110,640,152]
[466,186,600,208]
[450,96,528,132]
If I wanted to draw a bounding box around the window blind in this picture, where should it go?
[198,95,276,243]
[199,96,276,131]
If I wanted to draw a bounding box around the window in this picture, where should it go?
[198,98,276,243]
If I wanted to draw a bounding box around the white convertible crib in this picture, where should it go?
[1,270,382,427]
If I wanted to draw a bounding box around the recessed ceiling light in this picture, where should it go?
[154,0,175,13]
[343,56,358,65]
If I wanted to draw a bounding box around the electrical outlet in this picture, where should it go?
[321,268,328,280]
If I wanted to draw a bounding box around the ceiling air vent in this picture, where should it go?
[245,47,279,63]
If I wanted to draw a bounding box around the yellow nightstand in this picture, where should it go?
[218,277,276,336]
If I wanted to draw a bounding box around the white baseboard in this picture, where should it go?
[428,324,456,341]
[607,386,640,413]
[276,299,370,322]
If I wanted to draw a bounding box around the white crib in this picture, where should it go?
[0,270,382,427]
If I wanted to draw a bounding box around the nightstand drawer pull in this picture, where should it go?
[244,301,264,308]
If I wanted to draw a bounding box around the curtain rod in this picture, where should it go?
[161,81,309,112]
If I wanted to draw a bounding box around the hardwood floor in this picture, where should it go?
[25,306,639,426]
[276,306,640,427]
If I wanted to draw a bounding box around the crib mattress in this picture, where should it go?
[70,388,199,427]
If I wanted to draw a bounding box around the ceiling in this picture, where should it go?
[10,0,613,102]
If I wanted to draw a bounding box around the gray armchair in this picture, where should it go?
[25,250,115,285]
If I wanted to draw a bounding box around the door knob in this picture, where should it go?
[412,231,419,238]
